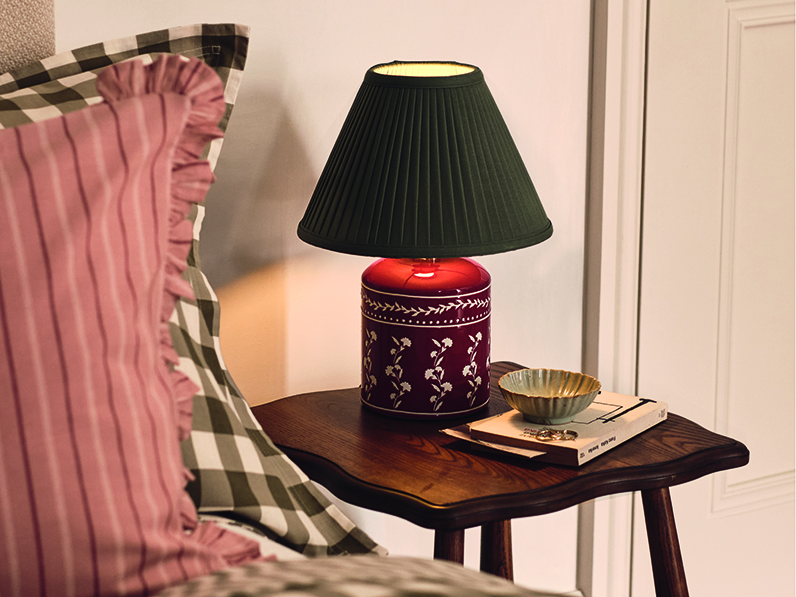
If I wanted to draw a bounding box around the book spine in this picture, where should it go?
[571,402,668,465]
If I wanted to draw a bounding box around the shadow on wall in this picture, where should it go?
[197,90,319,405]
[199,90,317,290]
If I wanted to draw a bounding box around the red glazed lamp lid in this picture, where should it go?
[362,257,490,296]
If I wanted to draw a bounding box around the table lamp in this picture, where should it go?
[298,61,552,418]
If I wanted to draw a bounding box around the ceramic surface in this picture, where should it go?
[360,259,491,418]
[498,368,601,424]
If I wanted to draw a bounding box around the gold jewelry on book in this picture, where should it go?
[534,429,578,442]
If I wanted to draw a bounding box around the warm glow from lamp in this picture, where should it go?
[373,62,475,77]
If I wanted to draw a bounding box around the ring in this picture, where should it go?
[534,428,578,442]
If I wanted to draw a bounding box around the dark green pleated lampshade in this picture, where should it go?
[297,61,553,258]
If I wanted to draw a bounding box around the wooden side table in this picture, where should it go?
[251,361,748,597]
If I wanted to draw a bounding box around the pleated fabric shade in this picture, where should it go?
[298,61,553,258]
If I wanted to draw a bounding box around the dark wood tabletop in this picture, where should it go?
[251,361,749,532]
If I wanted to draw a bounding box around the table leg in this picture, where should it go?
[480,520,513,580]
[641,487,689,597]
[433,529,464,564]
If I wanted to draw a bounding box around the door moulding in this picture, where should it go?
[580,0,648,595]
[712,0,796,517]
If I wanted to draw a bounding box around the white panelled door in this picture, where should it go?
[632,0,795,595]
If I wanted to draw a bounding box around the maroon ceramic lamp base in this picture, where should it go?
[360,257,491,418]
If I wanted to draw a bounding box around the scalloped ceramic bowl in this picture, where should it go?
[498,368,602,425]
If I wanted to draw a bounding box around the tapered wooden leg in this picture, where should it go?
[641,487,689,597]
[480,519,513,580]
[433,529,464,564]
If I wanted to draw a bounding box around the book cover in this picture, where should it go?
[466,392,668,466]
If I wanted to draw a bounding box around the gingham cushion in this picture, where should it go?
[0,22,247,170]
[174,242,384,556]
[0,23,383,558]
[154,557,539,597]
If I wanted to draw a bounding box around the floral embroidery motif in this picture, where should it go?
[425,338,453,412]
[362,329,378,402]
[385,337,412,409]
[462,332,483,406]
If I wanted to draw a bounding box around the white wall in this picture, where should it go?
[55,2,591,592]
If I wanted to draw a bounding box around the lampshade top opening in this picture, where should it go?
[366,61,484,90]
[373,62,475,78]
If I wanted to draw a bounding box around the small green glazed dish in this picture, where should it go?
[498,368,602,425]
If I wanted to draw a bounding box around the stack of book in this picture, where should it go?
[442,391,668,466]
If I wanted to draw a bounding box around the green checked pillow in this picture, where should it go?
[0,23,248,170]
[154,556,542,597]
[174,225,385,557]
[0,23,383,558]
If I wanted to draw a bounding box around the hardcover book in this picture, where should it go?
[461,392,668,466]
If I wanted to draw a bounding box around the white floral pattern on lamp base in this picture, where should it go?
[426,338,453,412]
[463,332,484,407]
[385,337,412,409]
[360,261,491,419]
[362,329,378,403]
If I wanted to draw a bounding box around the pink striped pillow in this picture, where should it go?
[0,55,260,596]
